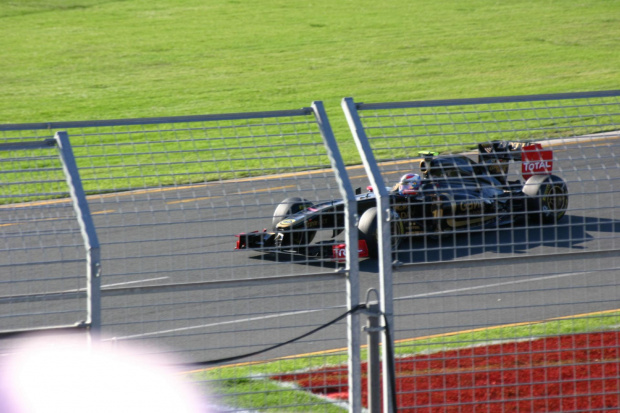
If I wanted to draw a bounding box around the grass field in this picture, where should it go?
[2,0,619,199]
[1,0,619,129]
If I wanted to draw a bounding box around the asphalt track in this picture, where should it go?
[2,136,619,365]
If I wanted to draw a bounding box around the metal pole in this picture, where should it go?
[311,101,361,413]
[54,131,102,338]
[364,290,383,413]
[342,97,395,413]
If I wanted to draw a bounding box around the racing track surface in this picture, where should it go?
[2,137,620,365]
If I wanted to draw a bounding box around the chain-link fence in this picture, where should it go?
[343,90,620,411]
[0,103,363,412]
[2,90,620,412]
[0,136,95,334]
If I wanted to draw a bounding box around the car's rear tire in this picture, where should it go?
[358,207,404,259]
[523,175,569,224]
[272,197,316,246]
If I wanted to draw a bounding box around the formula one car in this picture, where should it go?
[235,141,568,259]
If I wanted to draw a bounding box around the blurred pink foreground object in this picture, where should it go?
[0,334,207,413]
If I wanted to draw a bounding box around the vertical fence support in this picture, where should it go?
[342,97,395,413]
[54,131,102,337]
[364,290,382,413]
[311,101,362,413]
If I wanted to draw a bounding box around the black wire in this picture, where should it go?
[190,303,366,367]
[3,304,399,410]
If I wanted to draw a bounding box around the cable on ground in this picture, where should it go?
[190,303,366,367]
[190,302,399,412]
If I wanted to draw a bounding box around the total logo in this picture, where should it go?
[524,160,552,173]
[521,144,553,179]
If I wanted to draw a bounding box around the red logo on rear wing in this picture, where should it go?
[522,143,553,180]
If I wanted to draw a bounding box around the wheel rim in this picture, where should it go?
[542,183,568,219]
[389,209,404,250]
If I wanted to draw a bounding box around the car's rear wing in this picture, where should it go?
[520,143,553,179]
[478,140,531,162]
[478,140,553,179]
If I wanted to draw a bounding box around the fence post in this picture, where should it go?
[342,97,395,413]
[311,101,362,413]
[364,289,383,413]
[54,131,102,337]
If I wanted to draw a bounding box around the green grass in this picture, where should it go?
[201,376,347,413]
[1,0,619,127]
[1,0,619,201]
[196,310,620,411]
[396,310,620,356]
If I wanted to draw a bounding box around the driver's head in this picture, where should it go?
[398,173,421,195]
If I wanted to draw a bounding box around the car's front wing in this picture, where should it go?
[235,230,369,260]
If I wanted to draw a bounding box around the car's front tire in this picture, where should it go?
[272,197,316,247]
[358,207,404,259]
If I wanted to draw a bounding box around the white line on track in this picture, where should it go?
[112,271,592,341]
[394,271,593,301]
[107,308,325,340]
[102,277,169,288]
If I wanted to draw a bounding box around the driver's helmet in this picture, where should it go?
[398,173,422,195]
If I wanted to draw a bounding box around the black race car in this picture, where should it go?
[235,141,568,259]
